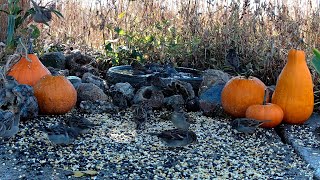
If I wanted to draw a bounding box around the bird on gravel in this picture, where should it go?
[148,129,198,147]
[132,101,152,129]
[65,115,97,134]
[40,123,80,145]
[231,118,271,134]
[171,104,193,131]
[112,91,128,110]
[0,107,20,139]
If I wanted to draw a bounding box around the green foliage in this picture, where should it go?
[0,0,63,52]
[104,27,144,65]
[312,48,320,75]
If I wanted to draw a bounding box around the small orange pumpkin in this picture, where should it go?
[221,76,267,117]
[7,54,51,86]
[246,89,284,128]
[34,75,77,115]
[271,49,314,124]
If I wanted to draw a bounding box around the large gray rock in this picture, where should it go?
[77,83,109,104]
[40,52,66,69]
[67,76,82,89]
[280,113,320,179]
[110,82,135,101]
[199,69,230,95]
[82,72,109,93]
[199,81,225,117]
[133,86,164,108]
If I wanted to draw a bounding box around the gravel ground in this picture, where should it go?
[0,109,315,179]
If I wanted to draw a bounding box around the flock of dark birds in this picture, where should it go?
[0,53,273,147]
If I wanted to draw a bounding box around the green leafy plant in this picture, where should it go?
[312,48,320,74]
[104,27,144,65]
[0,0,63,51]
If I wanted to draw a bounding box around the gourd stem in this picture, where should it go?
[244,69,253,79]
[262,88,268,105]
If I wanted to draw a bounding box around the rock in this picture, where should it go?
[199,81,226,116]
[0,77,38,120]
[133,86,164,108]
[65,51,99,77]
[199,69,230,95]
[79,100,118,114]
[12,84,38,119]
[82,72,108,93]
[40,52,66,69]
[77,83,109,103]
[47,67,69,76]
[67,76,82,89]
[110,82,135,101]
[280,113,320,179]
[163,95,185,108]
[168,79,195,100]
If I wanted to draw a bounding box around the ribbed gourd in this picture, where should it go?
[221,76,267,117]
[271,49,314,124]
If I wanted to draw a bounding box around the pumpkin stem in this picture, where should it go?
[294,38,304,50]
[18,38,32,62]
[262,88,268,105]
[243,69,253,79]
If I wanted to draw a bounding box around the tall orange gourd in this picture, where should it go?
[7,54,51,86]
[271,49,314,124]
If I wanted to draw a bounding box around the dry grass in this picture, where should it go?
[37,0,320,85]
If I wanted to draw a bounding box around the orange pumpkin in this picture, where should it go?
[221,76,267,117]
[271,49,314,124]
[34,75,77,115]
[246,89,283,128]
[7,54,51,86]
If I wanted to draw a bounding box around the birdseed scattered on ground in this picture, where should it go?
[0,110,315,179]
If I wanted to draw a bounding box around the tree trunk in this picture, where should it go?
[0,0,30,43]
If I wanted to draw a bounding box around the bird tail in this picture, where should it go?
[146,132,160,136]
[259,120,272,124]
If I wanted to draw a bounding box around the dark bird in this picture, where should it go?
[171,105,193,130]
[225,48,240,73]
[132,102,152,129]
[148,90,165,108]
[112,91,128,110]
[30,0,53,24]
[131,60,146,75]
[144,62,163,73]
[231,118,271,134]
[148,129,197,147]
[147,74,168,91]
[0,108,20,138]
[40,123,80,145]
[65,116,97,134]
[163,62,179,77]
